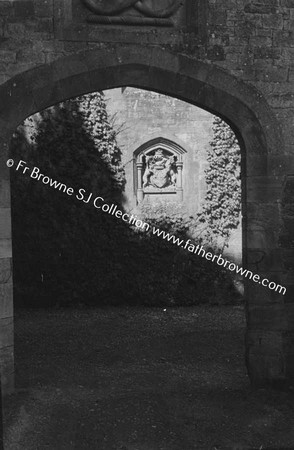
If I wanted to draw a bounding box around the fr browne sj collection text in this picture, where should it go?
[6,158,286,296]
[6,159,146,226]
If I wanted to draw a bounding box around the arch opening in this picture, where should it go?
[0,47,286,401]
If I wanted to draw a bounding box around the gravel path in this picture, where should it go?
[3,306,294,449]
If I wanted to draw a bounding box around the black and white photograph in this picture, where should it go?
[0,0,294,449]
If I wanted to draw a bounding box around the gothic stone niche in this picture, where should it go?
[135,139,185,204]
[81,0,185,26]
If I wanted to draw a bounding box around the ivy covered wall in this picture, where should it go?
[106,87,242,262]
[10,90,243,308]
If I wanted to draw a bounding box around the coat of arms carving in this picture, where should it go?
[135,138,185,203]
[82,0,182,17]
[143,149,177,189]
[81,0,183,25]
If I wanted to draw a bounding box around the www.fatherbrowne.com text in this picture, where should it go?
[8,159,287,296]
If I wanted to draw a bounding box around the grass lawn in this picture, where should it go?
[3,305,294,449]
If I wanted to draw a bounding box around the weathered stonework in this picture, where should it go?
[105,87,242,261]
[106,88,213,210]
[0,0,293,392]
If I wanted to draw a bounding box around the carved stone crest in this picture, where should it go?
[143,149,177,189]
[135,138,185,203]
[82,0,183,19]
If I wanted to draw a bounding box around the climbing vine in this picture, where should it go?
[77,93,126,194]
[197,116,242,249]
[10,92,126,306]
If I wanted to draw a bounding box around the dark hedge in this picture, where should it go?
[10,94,242,308]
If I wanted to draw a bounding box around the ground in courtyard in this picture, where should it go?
[3,306,294,450]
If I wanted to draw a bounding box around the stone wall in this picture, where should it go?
[105,87,242,261]
[0,0,293,390]
[106,87,212,211]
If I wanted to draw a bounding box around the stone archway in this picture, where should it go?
[0,45,287,393]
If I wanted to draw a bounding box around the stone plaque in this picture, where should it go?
[81,0,184,26]
[142,149,177,190]
[135,140,185,203]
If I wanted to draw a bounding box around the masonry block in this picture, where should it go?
[244,3,277,14]
[253,47,280,59]
[207,45,225,61]
[288,69,294,83]
[280,232,294,248]
[246,327,286,386]
[273,30,294,46]
[246,248,283,272]
[35,0,54,18]
[284,353,294,380]
[246,329,283,353]
[13,1,34,18]
[0,240,11,259]
[250,36,273,47]
[246,202,281,231]
[0,1,13,16]
[0,317,13,349]
[262,14,284,30]
[0,179,10,208]
[282,252,294,271]
[281,0,294,7]
[0,208,11,240]
[246,351,285,386]
[283,332,294,381]
[284,304,294,330]
[0,345,14,394]
[245,276,286,305]
[246,227,278,250]
[280,47,294,64]
[257,29,273,38]
[246,176,283,203]
[0,80,37,127]
[255,66,289,82]
[244,206,281,251]
[52,52,90,82]
[0,281,13,319]
[283,285,294,303]
[0,258,11,283]
[36,17,54,34]
[56,72,93,104]
[16,48,46,65]
[247,304,287,330]
[246,155,268,176]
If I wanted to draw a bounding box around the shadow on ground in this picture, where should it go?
[3,306,294,450]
